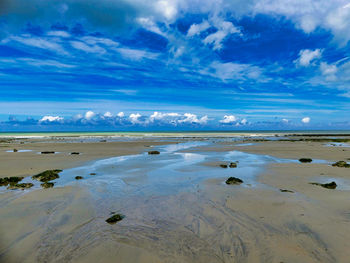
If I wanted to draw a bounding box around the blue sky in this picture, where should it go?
[0,0,350,131]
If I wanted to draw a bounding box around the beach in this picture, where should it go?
[0,133,350,262]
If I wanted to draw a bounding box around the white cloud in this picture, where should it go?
[320,62,338,81]
[4,35,67,55]
[117,48,158,60]
[302,117,311,123]
[206,61,262,81]
[149,111,180,122]
[178,113,208,124]
[187,20,210,37]
[155,0,178,20]
[203,21,241,50]
[103,111,113,117]
[220,115,237,124]
[117,112,125,118]
[85,111,95,120]
[129,113,142,124]
[240,118,247,125]
[296,49,322,67]
[70,41,106,54]
[47,31,71,38]
[39,115,63,122]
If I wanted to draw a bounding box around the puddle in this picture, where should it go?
[5,149,33,153]
[324,142,350,148]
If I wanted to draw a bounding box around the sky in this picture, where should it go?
[0,0,350,131]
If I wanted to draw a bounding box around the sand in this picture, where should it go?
[0,139,177,178]
[1,136,350,262]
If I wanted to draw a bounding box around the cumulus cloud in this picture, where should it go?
[84,111,95,120]
[178,113,208,124]
[296,49,322,67]
[301,117,310,123]
[117,112,125,118]
[129,113,142,124]
[220,115,237,124]
[103,111,113,117]
[149,111,180,122]
[39,115,63,122]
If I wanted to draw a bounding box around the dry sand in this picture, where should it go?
[1,137,350,262]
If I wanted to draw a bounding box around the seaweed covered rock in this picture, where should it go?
[41,182,55,188]
[148,151,160,155]
[225,176,243,185]
[220,164,228,168]
[332,161,350,168]
[13,149,18,152]
[299,158,313,163]
[7,183,34,190]
[229,162,237,168]
[32,169,62,182]
[0,176,24,186]
[106,214,124,224]
[75,176,83,180]
[280,189,294,193]
[310,181,337,189]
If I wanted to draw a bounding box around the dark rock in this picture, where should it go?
[332,161,350,168]
[7,183,34,190]
[75,176,83,180]
[220,164,228,168]
[32,170,62,182]
[280,189,294,193]
[41,151,55,154]
[13,149,18,152]
[225,177,243,185]
[106,214,124,224]
[148,151,160,155]
[229,162,237,168]
[71,152,80,155]
[310,181,337,189]
[90,173,96,175]
[100,140,107,142]
[299,158,312,163]
[41,182,55,188]
[0,176,24,186]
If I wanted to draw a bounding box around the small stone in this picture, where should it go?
[90,173,96,175]
[309,181,337,189]
[299,158,312,163]
[71,152,80,155]
[41,151,55,154]
[229,162,237,168]
[280,189,294,193]
[220,164,228,168]
[225,177,243,185]
[148,151,160,155]
[13,149,18,152]
[106,214,124,224]
[75,176,83,180]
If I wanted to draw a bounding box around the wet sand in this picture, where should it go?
[1,136,350,262]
